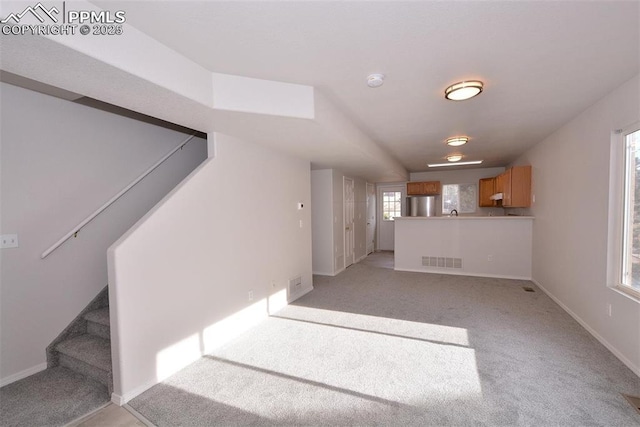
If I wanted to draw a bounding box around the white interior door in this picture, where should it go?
[344,177,355,268]
[366,183,376,254]
[377,185,404,251]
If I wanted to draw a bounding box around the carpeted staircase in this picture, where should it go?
[1,289,113,426]
[54,307,113,394]
[47,287,113,395]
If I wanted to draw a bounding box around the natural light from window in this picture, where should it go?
[621,128,640,297]
[442,184,477,214]
[382,191,402,221]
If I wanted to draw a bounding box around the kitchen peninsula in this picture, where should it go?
[394,216,533,280]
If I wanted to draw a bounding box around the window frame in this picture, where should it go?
[381,190,402,221]
[608,122,640,301]
[442,183,478,215]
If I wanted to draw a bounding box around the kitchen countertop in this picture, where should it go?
[395,216,534,220]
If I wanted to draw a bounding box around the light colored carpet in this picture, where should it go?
[129,253,640,426]
[0,366,109,427]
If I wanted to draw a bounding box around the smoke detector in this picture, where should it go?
[367,74,385,88]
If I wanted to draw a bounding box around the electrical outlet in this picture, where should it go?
[0,234,19,249]
[248,290,254,301]
[487,254,493,262]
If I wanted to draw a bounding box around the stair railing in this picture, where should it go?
[41,134,196,259]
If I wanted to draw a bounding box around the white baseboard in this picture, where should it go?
[531,278,640,378]
[0,362,47,387]
[312,270,335,276]
[111,377,158,406]
[393,267,531,281]
[289,285,313,302]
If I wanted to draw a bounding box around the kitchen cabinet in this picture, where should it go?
[478,177,496,207]
[495,173,504,194]
[407,181,441,196]
[501,165,531,208]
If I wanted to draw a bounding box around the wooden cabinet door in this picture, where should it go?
[407,181,441,195]
[501,166,531,208]
[495,173,504,194]
[422,181,441,195]
[510,165,532,207]
[479,178,496,207]
[407,182,423,195]
[502,169,513,207]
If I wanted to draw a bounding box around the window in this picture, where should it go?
[442,184,477,214]
[621,127,640,298]
[382,191,402,220]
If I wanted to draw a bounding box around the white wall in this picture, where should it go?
[410,167,506,216]
[332,170,345,272]
[108,133,312,403]
[311,170,334,275]
[311,169,368,276]
[512,74,640,376]
[394,217,533,280]
[0,83,207,385]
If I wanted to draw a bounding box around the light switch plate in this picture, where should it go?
[1,234,19,249]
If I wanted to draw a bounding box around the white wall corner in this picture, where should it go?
[207,132,217,159]
[289,285,314,303]
[42,1,213,108]
[212,72,314,119]
[110,377,158,406]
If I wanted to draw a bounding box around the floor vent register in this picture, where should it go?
[622,394,640,415]
[421,256,462,269]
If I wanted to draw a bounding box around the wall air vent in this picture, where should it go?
[288,276,302,295]
[422,256,463,269]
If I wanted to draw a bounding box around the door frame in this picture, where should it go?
[343,177,355,269]
[376,183,406,251]
[366,182,376,255]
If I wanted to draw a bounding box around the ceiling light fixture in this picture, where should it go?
[367,74,385,88]
[428,160,483,168]
[446,136,469,146]
[447,154,463,162]
[444,80,483,101]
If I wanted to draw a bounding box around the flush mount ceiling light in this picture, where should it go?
[447,154,463,162]
[444,80,483,101]
[446,136,469,147]
[367,74,385,88]
[428,160,483,168]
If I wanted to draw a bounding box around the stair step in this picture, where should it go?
[58,353,112,392]
[55,334,111,373]
[84,307,110,326]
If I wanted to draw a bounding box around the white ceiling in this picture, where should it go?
[91,0,640,172]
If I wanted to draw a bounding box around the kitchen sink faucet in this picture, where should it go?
[450,209,458,217]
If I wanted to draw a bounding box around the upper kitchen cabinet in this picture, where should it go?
[407,181,441,196]
[479,177,496,207]
[501,165,532,208]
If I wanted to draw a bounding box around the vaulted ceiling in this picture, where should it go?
[2,1,639,179]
